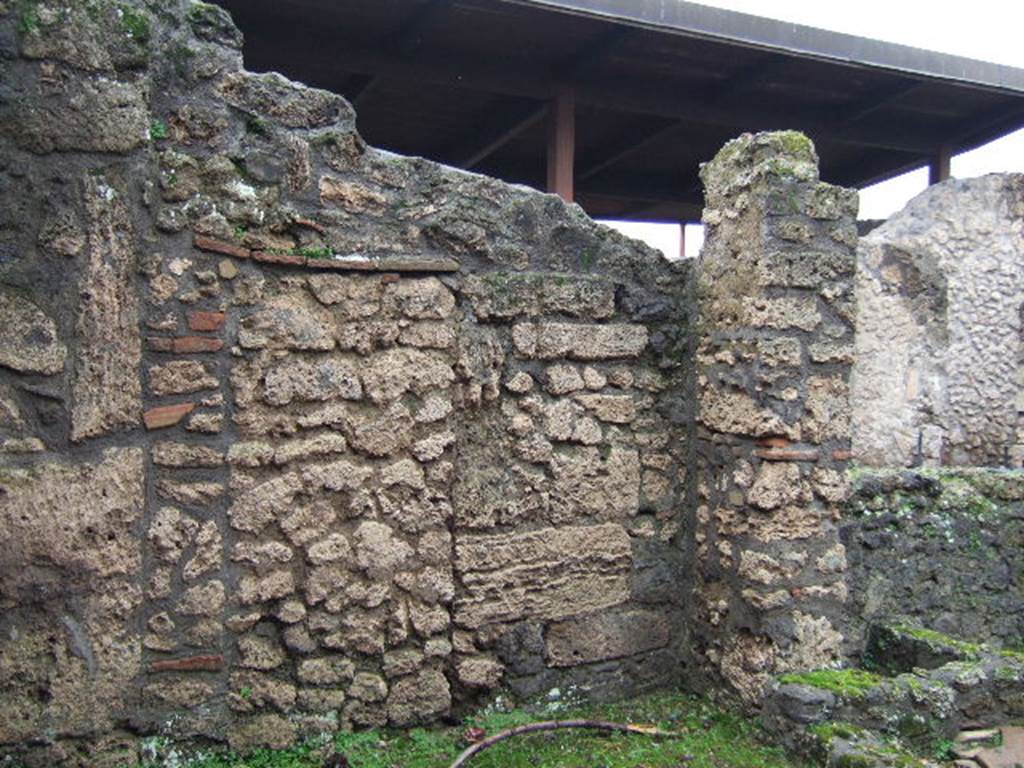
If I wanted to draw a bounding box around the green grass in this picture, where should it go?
[142,691,807,768]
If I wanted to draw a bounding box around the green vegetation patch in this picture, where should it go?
[893,625,982,657]
[777,669,883,699]
[139,691,808,768]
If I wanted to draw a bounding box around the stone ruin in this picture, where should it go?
[0,1,1022,766]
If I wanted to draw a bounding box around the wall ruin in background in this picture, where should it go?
[852,174,1024,467]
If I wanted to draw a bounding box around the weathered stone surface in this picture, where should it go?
[239,295,335,351]
[179,580,226,616]
[307,274,383,315]
[545,609,670,666]
[360,348,454,404]
[10,76,149,154]
[386,668,450,726]
[71,178,142,440]
[353,521,414,579]
[238,634,286,670]
[699,389,797,439]
[239,570,296,604]
[0,290,66,375]
[512,323,648,360]
[227,714,297,752]
[152,441,224,468]
[573,393,636,424]
[298,657,354,685]
[0,448,144,596]
[150,360,219,396]
[263,358,362,405]
[464,273,615,320]
[229,473,303,533]
[454,523,632,628]
[550,446,641,521]
[455,656,504,688]
[219,71,351,129]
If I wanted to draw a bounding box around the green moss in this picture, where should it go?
[296,246,333,260]
[117,3,150,41]
[808,722,864,745]
[777,669,883,699]
[149,119,168,141]
[776,130,814,158]
[894,625,982,657]
[16,0,40,34]
[246,116,269,136]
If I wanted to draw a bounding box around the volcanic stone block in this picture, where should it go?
[545,609,670,666]
[454,523,632,628]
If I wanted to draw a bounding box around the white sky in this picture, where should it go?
[602,0,1024,258]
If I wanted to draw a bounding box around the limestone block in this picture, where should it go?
[238,295,336,351]
[0,448,144,594]
[263,358,362,405]
[71,178,142,440]
[178,580,225,617]
[360,348,455,404]
[455,656,504,688]
[219,71,351,129]
[747,462,807,511]
[512,322,648,361]
[238,634,286,670]
[348,672,387,702]
[573,393,637,424]
[297,657,355,685]
[229,472,304,534]
[545,609,670,666]
[12,76,149,154]
[550,446,641,521]
[454,523,632,628]
[384,278,456,319]
[544,364,584,395]
[319,177,387,213]
[464,273,615,320]
[699,388,798,439]
[353,521,414,579]
[150,360,218,396]
[0,290,66,374]
[386,668,450,726]
[238,570,296,604]
[307,274,383,316]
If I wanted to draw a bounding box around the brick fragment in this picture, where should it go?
[149,336,224,354]
[831,449,853,461]
[193,234,251,260]
[150,654,224,672]
[754,447,820,462]
[187,311,226,332]
[143,402,195,430]
[252,251,305,266]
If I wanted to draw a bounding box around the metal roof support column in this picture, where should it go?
[928,145,952,185]
[547,86,575,202]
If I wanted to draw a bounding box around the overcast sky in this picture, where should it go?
[602,0,1024,257]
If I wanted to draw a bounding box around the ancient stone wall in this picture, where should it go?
[851,174,1024,467]
[0,0,691,761]
[692,133,858,701]
[843,468,1024,651]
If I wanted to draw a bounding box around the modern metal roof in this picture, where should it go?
[215,0,1024,222]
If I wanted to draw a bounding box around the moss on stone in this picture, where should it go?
[892,625,982,657]
[777,668,883,698]
[808,722,865,745]
[117,2,150,41]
